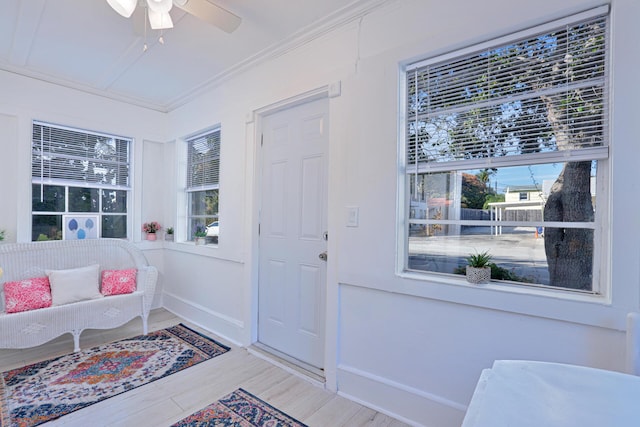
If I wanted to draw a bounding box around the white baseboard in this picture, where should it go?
[162,291,244,347]
[337,364,466,427]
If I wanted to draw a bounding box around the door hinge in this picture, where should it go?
[260,133,264,147]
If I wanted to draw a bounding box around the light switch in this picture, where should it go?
[346,206,359,227]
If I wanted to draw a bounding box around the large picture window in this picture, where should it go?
[186,128,220,244]
[31,122,131,241]
[402,8,609,292]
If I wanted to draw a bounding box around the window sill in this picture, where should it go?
[399,270,608,304]
[162,240,243,264]
[342,270,623,330]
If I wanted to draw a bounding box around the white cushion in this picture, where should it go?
[46,264,103,306]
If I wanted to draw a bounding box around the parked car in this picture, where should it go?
[206,221,219,237]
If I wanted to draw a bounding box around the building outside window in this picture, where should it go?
[186,128,220,244]
[31,121,130,241]
[402,8,609,292]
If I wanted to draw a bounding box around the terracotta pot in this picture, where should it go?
[146,233,157,241]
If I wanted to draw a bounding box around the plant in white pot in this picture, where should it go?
[165,227,174,241]
[194,225,207,245]
[466,250,492,284]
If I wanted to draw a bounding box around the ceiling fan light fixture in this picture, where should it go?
[106,0,137,18]
[148,9,174,30]
[146,0,173,14]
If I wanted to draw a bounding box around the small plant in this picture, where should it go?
[142,221,161,234]
[0,229,5,241]
[194,224,207,238]
[466,250,492,268]
[166,227,174,235]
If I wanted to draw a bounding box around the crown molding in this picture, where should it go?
[164,0,392,111]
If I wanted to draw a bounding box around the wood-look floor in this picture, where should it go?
[0,308,410,427]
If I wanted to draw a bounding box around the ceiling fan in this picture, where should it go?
[106,0,241,33]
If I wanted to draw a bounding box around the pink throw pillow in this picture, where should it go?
[101,269,137,296]
[4,277,53,313]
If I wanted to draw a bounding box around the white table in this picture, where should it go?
[462,360,640,427]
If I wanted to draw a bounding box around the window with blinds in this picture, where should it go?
[186,128,221,244]
[32,121,131,188]
[31,121,131,241]
[406,10,608,173]
[187,129,220,191]
[401,7,609,293]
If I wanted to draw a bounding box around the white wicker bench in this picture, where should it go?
[0,239,157,352]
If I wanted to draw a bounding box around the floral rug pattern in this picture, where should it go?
[173,388,308,427]
[0,324,230,427]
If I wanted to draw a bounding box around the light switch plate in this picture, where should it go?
[346,206,359,227]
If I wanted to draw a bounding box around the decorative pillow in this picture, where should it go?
[46,264,102,306]
[4,277,53,313]
[101,269,137,296]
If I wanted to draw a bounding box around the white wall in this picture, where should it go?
[160,0,640,426]
[2,0,640,426]
[0,69,168,304]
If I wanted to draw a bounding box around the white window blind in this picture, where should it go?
[32,121,131,189]
[406,8,608,174]
[186,128,221,191]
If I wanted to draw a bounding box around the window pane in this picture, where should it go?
[32,215,62,241]
[32,184,65,212]
[188,217,219,242]
[32,122,131,188]
[190,189,219,216]
[406,16,607,163]
[189,218,207,240]
[408,161,597,290]
[102,215,127,238]
[188,218,219,243]
[187,130,221,188]
[102,190,127,213]
[68,187,99,212]
[189,190,219,243]
[408,225,594,290]
[409,162,595,220]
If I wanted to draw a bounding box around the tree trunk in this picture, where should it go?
[543,161,594,290]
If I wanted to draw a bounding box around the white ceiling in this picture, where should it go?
[0,0,386,112]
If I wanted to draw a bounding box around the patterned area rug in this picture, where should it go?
[173,388,308,427]
[0,324,230,427]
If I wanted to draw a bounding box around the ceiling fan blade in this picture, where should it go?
[173,0,241,33]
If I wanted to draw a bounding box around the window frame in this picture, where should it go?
[31,121,131,241]
[185,127,221,244]
[397,5,611,299]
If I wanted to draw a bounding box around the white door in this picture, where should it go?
[258,97,328,369]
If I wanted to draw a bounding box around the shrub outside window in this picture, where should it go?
[31,122,130,241]
[402,8,609,292]
[186,128,220,244]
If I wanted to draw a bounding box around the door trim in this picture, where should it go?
[248,84,339,387]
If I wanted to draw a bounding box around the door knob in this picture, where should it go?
[318,251,328,261]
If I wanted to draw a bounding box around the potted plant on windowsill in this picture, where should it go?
[194,225,207,245]
[466,250,492,284]
[142,221,161,241]
[165,227,174,241]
